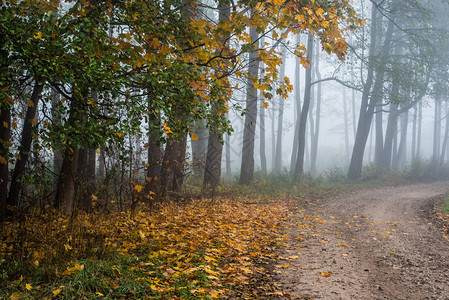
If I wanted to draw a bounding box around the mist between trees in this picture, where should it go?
[1,0,449,219]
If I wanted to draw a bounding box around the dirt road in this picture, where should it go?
[276,182,449,299]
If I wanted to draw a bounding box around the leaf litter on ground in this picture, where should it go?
[0,196,296,299]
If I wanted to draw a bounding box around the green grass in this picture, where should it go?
[440,196,449,215]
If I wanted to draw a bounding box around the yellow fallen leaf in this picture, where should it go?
[336,243,346,247]
[25,283,32,290]
[95,292,104,296]
[10,292,21,300]
[320,272,332,277]
[52,289,62,296]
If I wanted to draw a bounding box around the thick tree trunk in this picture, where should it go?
[273,47,286,174]
[191,119,208,176]
[145,108,162,195]
[203,129,222,189]
[0,107,10,220]
[8,80,43,207]
[239,21,259,185]
[160,134,187,195]
[203,1,230,188]
[294,33,314,179]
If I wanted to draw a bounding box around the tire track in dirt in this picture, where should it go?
[276,182,449,299]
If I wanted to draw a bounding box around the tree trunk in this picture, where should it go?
[343,87,350,163]
[393,110,408,170]
[417,100,422,159]
[160,134,187,195]
[239,19,259,185]
[381,102,398,169]
[259,37,267,174]
[225,130,231,177]
[0,107,10,220]
[310,43,321,176]
[348,13,394,180]
[203,1,230,188]
[411,104,417,161]
[294,33,314,179]
[440,100,449,164]
[273,47,286,174]
[290,34,302,174]
[433,99,441,163]
[145,107,162,195]
[8,79,43,207]
[191,119,208,176]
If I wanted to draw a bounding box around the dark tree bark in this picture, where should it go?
[160,134,187,195]
[145,107,162,195]
[0,107,10,220]
[203,1,230,189]
[239,19,259,185]
[294,33,314,179]
[8,79,43,207]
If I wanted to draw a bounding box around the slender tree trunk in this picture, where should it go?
[411,104,417,161]
[294,33,314,179]
[440,100,449,164]
[433,99,441,163]
[382,102,398,169]
[417,100,422,158]
[270,103,275,171]
[8,79,43,207]
[310,44,321,175]
[290,34,302,174]
[239,19,259,184]
[273,47,286,173]
[225,130,231,177]
[343,87,350,163]
[394,110,408,170]
[259,38,267,174]
[374,98,384,165]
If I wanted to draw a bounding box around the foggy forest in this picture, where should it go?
[2,0,449,299]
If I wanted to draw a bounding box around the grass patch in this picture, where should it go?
[440,195,449,215]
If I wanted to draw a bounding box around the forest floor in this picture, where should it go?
[275,181,449,299]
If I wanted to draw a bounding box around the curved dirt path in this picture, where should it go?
[276,181,449,299]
